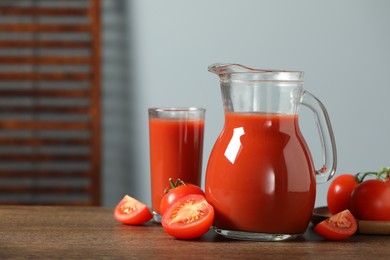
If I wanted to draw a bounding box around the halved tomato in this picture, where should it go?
[161,194,214,239]
[314,209,357,240]
[114,195,152,225]
[160,179,205,216]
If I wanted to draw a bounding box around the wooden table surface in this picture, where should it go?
[0,206,389,259]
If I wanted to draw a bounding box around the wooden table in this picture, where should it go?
[0,206,389,259]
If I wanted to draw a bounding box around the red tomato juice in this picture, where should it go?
[205,112,316,234]
[149,118,204,215]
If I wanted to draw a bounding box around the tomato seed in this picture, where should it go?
[121,204,137,214]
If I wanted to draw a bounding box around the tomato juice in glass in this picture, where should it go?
[205,112,316,235]
[148,107,205,222]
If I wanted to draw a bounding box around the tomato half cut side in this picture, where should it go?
[162,194,214,239]
[160,182,205,216]
[314,209,357,240]
[114,195,153,225]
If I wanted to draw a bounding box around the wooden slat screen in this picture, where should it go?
[0,0,101,206]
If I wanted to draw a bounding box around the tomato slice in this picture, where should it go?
[314,209,357,240]
[114,195,153,225]
[161,194,214,239]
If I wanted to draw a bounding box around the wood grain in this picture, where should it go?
[0,206,389,259]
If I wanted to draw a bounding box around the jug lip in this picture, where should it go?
[208,63,304,82]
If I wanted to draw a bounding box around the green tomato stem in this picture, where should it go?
[169,178,176,189]
[356,171,376,183]
[378,167,390,180]
[356,167,390,182]
[165,178,187,194]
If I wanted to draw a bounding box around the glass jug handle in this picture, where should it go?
[300,91,337,183]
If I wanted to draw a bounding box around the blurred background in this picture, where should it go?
[115,0,390,208]
[0,0,389,207]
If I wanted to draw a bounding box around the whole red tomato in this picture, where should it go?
[160,179,205,216]
[349,179,390,221]
[327,174,358,214]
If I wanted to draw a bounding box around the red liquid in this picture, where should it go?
[149,118,204,214]
[205,112,316,234]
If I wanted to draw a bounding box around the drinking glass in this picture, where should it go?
[148,107,205,222]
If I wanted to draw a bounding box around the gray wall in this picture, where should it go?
[102,0,390,207]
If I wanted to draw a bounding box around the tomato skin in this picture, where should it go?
[114,195,153,225]
[349,179,390,221]
[314,209,357,240]
[327,174,358,214]
[160,184,204,216]
[162,194,214,240]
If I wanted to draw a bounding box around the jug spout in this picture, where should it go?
[208,63,304,82]
[208,63,305,115]
[208,63,256,75]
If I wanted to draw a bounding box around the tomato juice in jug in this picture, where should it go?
[205,112,316,234]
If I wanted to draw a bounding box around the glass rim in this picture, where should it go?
[148,107,206,120]
[148,107,205,113]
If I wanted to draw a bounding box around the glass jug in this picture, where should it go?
[205,63,337,241]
